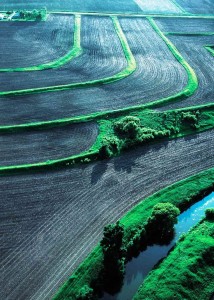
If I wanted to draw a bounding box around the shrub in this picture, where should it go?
[101,222,125,293]
[205,208,214,220]
[114,116,141,138]
[146,203,180,241]
[77,285,95,300]
[182,111,200,129]
[99,136,121,158]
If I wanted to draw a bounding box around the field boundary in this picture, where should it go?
[205,45,214,56]
[169,0,187,14]
[50,11,214,19]
[0,18,200,132]
[165,32,214,36]
[0,14,82,72]
[53,167,214,299]
[0,17,136,96]
[0,104,213,175]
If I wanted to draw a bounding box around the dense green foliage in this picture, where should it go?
[53,168,214,300]
[134,219,214,300]
[100,222,125,293]
[1,106,214,174]
[77,285,95,300]
[19,8,47,20]
[205,208,214,220]
[145,203,180,240]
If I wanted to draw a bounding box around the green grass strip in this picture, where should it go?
[0,17,200,132]
[205,45,214,56]
[1,105,214,174]
[0,16,136,96]
[50,11,214,19]
[147,17,198,100]
[0,14,82,72]
[134,218,214,300]
[53,167,214,299]
[166,32,214,36]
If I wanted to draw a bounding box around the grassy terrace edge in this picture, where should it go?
[134,218,214,300]
[1,105,214,174]
[53,167,214,299]
[0,14,82,72]
[205,45,214,56]
[0,16,136,96]
[0,17,198,131]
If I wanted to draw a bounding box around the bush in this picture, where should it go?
[77,285,95,300]
[114,116,141,138]
[99,136,121,158]
[205,208,214,220]
[20,8,47,20]
[101,222,125,293]
[146,203,180,241]
[182,111,200,129]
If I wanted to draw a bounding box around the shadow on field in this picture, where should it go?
[91,160,108,185]
[113,140,170,174]
[10,22,39,28]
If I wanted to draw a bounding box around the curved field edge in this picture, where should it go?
[0,16,136,96]
[205,45,214,56]
[0,14,82,72]
[1,105,214,174]
[53,167,214,299]
[0,18,198,131]
[134,218,214,300]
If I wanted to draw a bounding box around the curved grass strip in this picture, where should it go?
[0,14,82,72]
[0,18,199,133]
[0,17,136,96]
[53,167,214,299]
[1,105,214,174]
[147,17,198,99]
[205,45,214,56]
[165,31,214,36]
[134,218,214,300]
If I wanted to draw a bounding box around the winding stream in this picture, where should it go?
[103,192,214,300]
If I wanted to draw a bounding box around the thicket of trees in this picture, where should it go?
[19,8,47,20]
[100,222,125,293]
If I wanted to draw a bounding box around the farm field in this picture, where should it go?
[0,15,74,69]
[0,0,214,300]
[0,122,97,166]
[1,130,214,300]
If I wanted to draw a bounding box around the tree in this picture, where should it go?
[146,202,180,243]
[100,222,125,293]
[205,208,214,220]
[99,136,121,158]
[114,116,141,139]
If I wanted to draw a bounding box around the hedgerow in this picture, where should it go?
[53,168,214,300]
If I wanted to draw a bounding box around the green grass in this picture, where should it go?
[147,17,198,100]
[1,106,214,175]
[165,32,214,36]
[134,218,214,300]
[0,14,82,72]
[0,17,202,132]
[0,16,136,96]
[205,45,214,56]
[53,167,214,299]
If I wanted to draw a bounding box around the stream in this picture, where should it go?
[103,192,214,300]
